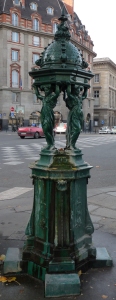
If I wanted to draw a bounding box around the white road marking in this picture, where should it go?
[31,144,42,150]
[3,157,20,161]
[1,136,116,167]
[0,187,33,201]
[25,157,39,160]
[3,161,24,165]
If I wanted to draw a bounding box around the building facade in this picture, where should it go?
[0,0,96,130]
[93,57,116,129]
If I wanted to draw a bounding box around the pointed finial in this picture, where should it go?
[58,7,68,22]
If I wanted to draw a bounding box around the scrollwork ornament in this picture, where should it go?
[56,180,68,191]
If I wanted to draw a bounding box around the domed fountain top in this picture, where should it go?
[36,8,87,70]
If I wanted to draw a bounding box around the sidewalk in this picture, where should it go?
[0,186,116,299]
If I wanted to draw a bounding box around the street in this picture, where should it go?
[0,131,116,300]
[0,131,116,189]
[0,131,116,240]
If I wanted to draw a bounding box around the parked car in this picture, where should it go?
[99,127,111,134]
[110,126,116,134]
[54,122,67,133]
[17,124,44,139]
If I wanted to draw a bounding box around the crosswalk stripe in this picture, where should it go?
[55,141,66,146]
[3,162,24,165]
[0,187,33,200]
[1,136,116,167]
[31,144,42,149]
[25,157,39,160]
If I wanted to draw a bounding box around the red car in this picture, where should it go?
[17,124,44,139]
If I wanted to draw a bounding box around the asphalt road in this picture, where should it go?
[0,131,116,300]
[0,131,116,189]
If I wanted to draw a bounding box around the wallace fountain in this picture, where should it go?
[4,10,112,298]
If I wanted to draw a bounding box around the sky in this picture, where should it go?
[74,0,116,63]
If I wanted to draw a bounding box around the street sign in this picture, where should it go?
[10,112,14,118]
[101,120,104,125]
[10,107,14,112]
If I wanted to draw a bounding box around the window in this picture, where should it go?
[12,92,20,103]
[12,32,19,42]
[33,36,39,46]
[33,18,39,31]
[115,91,116,107]
[94,74,99,83]
[12,50,19,61]
[33,53,39,64]
[109,90,111,107]
[13,0,20,4]
[30,2,37,10]
[109,74,112,85]
[94,90,99,98]
[88,100,90,108]
[12,13,18,26]
[94,90,99,106]
[71,29,74,37]
[33,93,41,104]
[53,23,58,34]
[47,7,54,15]
[12,70,19,88]
[88,54,90,63]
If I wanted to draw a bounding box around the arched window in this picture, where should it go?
[12,70,19,88]
[12,13,18,26]
[53,23,58,34]
[30,3,37,10]
[33,18,39,31]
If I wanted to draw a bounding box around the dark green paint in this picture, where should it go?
[30,10,94,150]
[23,150,94,275]
[22,9,113,297]
[2,10,113,298]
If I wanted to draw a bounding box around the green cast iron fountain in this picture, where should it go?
[3,9,112,298]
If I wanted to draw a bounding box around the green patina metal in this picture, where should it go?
[30,9,93,150]
[21,9,112,298]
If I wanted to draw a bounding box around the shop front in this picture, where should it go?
[29,111,41,126]
[8,106,25,130]
[29,111,62,127]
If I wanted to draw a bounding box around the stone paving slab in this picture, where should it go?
[0,186,116,238]
[0,231,116,300]
[0,211,30,238]
[88,194,116,209]
[15,204,32,212]
[107,191,116,196]
[0,196,33,209]
[87,186,116,197]
[99,218,116,234]
[90,215,102,223]
[92,207,116,219]
[88,204,99,212]
[88,193,109,202]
